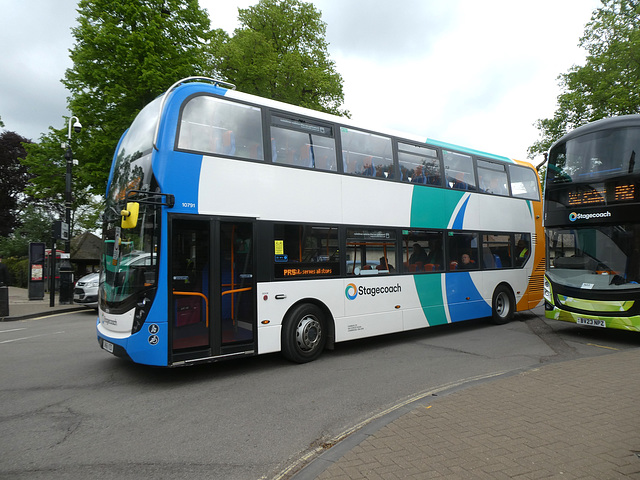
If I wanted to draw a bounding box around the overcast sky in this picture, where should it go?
[1,0,601,164]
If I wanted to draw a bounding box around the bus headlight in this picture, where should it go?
[543,276,552,303]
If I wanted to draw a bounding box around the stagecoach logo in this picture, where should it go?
[345,282,402,300]
[569,211,612,222]
[345,283,358,300]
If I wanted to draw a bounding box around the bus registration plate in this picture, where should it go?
[576,318,605,328]
[102,340,114,353]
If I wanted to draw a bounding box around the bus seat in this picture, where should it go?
[271,138,277,162]
[424,263,434,272]
[222,130,236,155]
[175,296,202,327]
[494,255,502,268]
[450,261,458,270]
[482,248,495,269]
[409,263,417,272]
[362,264,372,270]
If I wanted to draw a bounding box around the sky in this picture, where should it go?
[0,0,602,165]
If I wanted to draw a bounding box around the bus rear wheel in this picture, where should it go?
[282,304,326,363]
[491,285,515,325]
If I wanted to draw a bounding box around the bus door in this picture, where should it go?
[218,220,255,351]
[171,218,211,353]
[170,217,255,359]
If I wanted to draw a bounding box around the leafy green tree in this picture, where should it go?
[214,0,349,117]
[21,125,105,240]
[25,0,213,199]
[0,204,52,258]
[529,0,640,158]
[0,131,32,236]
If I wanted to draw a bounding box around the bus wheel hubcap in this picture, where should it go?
[496,293,509,317]
[296,316,321,352]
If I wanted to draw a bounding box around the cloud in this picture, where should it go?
[316,0,455,61]
[0,0,76,140]
[1,0,600,164]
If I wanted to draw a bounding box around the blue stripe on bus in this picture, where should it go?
[445,272,491,321]
[451,195,471,230]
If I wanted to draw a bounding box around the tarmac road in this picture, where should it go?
[1,293,639,479]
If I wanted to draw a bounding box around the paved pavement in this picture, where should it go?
[3,287,640,479]
[287,334,640,479]
[0,286,86,321]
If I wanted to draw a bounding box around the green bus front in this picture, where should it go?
[543,115,640,331]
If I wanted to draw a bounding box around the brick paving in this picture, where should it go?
[293,349,640,479]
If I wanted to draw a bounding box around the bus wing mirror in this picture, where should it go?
[121,202,140,229]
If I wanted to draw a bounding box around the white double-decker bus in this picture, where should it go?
[97,77,544,366]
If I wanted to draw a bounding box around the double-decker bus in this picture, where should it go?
[97,77,544,366]
[543,115,640,331]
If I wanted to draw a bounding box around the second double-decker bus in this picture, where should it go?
[543,115,640,331]
[97,77,544,366]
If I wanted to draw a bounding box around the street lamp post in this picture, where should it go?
[64,116,82,252]
[58,116,82,305]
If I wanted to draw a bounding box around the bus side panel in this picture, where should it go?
[410,187,461,230]
[256,279,346,355]
[341,277,418,341]
[522,198,545,311]
[125,320,168,366]
[445,272,492,322]
[198,158,345,223]
[341,176,413,227]
[412,274,448,327]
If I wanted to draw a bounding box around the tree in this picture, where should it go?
[528,0,640,158]
[24,0,214,199]
[214,0,349,117]
[0,205,52,258]
[20,125,106,241]
[0,131,32,236]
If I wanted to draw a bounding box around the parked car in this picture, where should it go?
[73,272,99,309]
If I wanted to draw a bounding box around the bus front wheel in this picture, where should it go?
[491,285,515,325]
[281,304,326,363]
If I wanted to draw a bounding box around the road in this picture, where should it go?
[0,307,638,480]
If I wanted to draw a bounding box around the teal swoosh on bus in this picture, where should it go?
[413,274,448,326]
[409,186,465,229]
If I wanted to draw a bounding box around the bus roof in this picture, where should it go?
[550,114,640,151]
[170,78,518,166]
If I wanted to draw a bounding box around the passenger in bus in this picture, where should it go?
[457,253,476,269]
[411,166,427,184]
[362,156,375,176]
[378,257,395,272]
[409,243,429,264]
[427,239,443,268]
[450,172,469,190]
[516,239,530,266]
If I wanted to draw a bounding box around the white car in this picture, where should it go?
[73,272,99,309]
